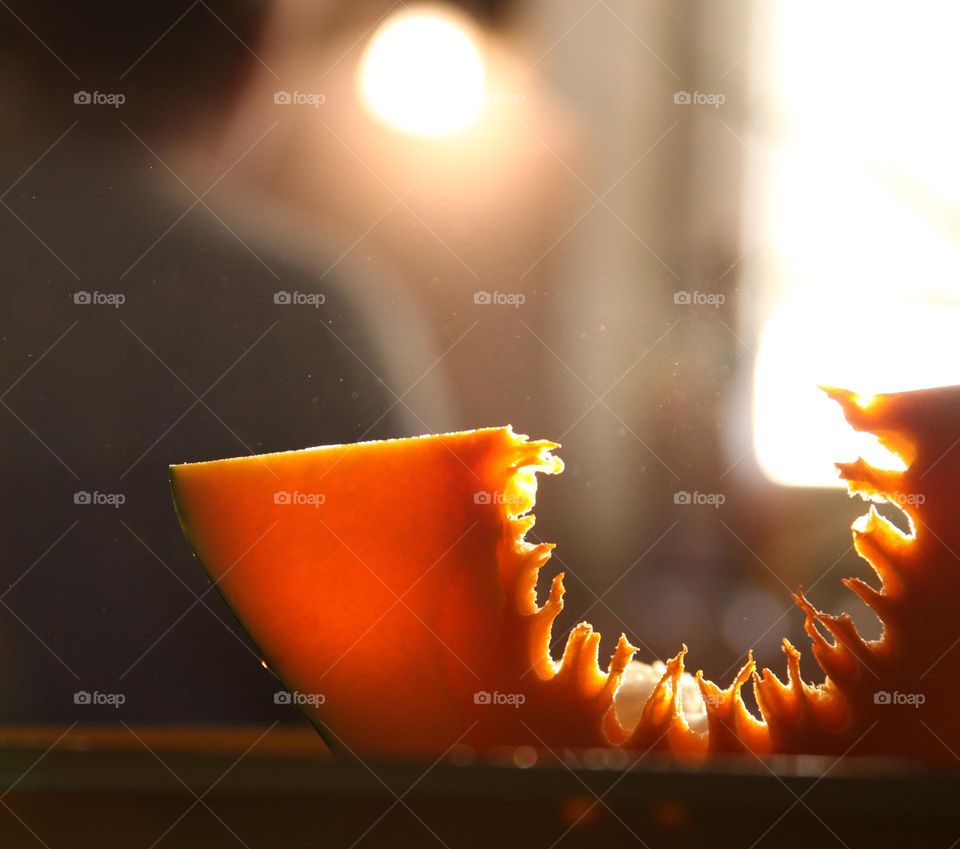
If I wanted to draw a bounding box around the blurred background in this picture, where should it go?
[1,0,959,729]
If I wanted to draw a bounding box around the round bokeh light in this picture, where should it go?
[358,5,487,139]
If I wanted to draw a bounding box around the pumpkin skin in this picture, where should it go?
[171,385,960,762]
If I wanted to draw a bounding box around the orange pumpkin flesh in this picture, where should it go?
[171,385,960,762]
[171,427,574,756]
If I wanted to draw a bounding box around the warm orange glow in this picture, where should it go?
[172,384,960,762]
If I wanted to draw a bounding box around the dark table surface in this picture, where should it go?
[0,724,956,848]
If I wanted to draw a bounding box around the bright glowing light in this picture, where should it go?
[747,1,960,487]
[753,301,960,487]
[357,5,487,139]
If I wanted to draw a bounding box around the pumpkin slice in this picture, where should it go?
[172,427,631,756]
[172,385,960,762]
[751,384,960,762]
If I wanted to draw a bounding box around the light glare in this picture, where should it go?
[753,301,960,487]
[358,6,487,139]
